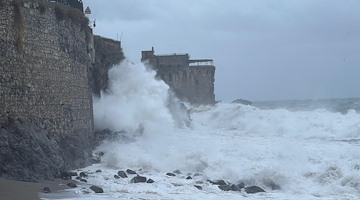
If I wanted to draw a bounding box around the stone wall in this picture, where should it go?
[0,0,94,179]
[142,48,216,105]
[92,35,124,97]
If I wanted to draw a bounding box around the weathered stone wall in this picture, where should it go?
[92,35,124,97]
[142,48,216,105]
[0,0,94,178]
[157,65,215,105]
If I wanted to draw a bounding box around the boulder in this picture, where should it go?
[60,172,72,180]
[80,179,87,182]
[194,185,202,190]
[166,173,176,177]
[147,179,154,183]
[96,170,102,173]
[42,187,51,193]
[67,183,77,188]
[245,186,265,194]
[218,185,232,191]
[90,186,104,193]
[114,175,120,179]
[79,172,88,178]
[230,184,242,191]
[130,175,147,183]
[118,171,128,178]
[209,180,227,186]
[126,169,137,175]
[186,176,192,180]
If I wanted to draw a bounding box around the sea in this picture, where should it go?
[42,61,360,200]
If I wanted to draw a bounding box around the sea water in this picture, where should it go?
[42,61,360,200]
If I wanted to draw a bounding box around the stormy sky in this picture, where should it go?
[83,0,360,102]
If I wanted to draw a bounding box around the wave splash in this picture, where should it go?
[91,61,360,199]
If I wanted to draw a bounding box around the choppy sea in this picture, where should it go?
[42,61,360,200]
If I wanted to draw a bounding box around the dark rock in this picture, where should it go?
[166,173,176,177]
[96,170,102,173]
[194,185,202,190]
[75,176,81,180]
[130,175,147,183]
[147,179,154,183]
[67,183,77,188]
[69,172,78,177]
[238,182,245,189]
[245,186,265,194]
[173,169,181,174]
[126,169,137,175]
[60,172,72,180]
[80,179,87,182]
[114,175,120,179]
[90,185,104,193]
[230,184,241,191]
[117,171,128,178]
[79,172,88,178]
[186,176,192,180]
[209,180,227,185]
[194,173,202,177]
[218,185,232,191]
[42,187,51,193]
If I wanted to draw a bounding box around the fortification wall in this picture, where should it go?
[92,35,124,96]
[0,0,94,177]
[157,65,216,105]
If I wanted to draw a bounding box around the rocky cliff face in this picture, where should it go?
[0,0,94,180]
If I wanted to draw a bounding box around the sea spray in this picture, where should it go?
[93,60,174,134]
[86,61,360,199]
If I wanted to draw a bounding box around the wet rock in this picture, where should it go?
[114,175,120,179]
[147,179,154,183]
[166,173,176,177]
[75,176,81,180]
[245,186,265,194]
[218,185,232,191]
[67,183,77,188]
[130,175,147,183]
[79,172,88,178]
[238,182,245,189]
[80,179,87,182]
[96,170,102,173]
[186,176,192,180]
[69,172,78,177]
[194,185,202,190]
[126,169,137,175]
[173,169,181,174]
[230,184,242,191]
[118,171,128,178]
[90,186,104,193]
[60,172,72,180]
[42,187,51,193]
[209,180,227,186]
[194,173,202,177]
[232,99,253,105]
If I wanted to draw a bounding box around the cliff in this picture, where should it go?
[142,48,216,105]
[0,0,94,180]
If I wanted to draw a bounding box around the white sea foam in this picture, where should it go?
[43,62,360,200]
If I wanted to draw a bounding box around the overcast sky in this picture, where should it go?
[83,0,360,102]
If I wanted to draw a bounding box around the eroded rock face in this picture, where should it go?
[0,122,64,181]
